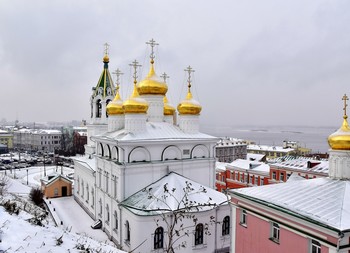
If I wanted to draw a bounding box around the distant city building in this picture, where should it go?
[0,129,13,150]
[13,129,62,152]
[247,144,296,159]
[216,137,247,163]
[229,96,350,253]
[73,127,87,155]
[268,156,328,184]
[283,140,312,156]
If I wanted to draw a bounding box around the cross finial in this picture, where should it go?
[160,72,170,83]
[129,60,142,84]
[112,68,123,91]
[104,43,110,56]
[146,38,159,64]
[185,66,195,91]
[342,94,349,119]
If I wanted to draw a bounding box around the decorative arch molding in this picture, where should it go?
[112,146,119,160]
[162,145,182,161]
[97,143,104,156]
[191,144,209,159]
[103,144,111,159]
[128,146,151,163]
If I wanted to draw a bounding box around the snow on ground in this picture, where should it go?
[0,167,126,253]
[0,206,123,253]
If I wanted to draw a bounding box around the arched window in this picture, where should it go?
[81,180,84,198]
[106,204,110,223]
[106,99,111,118]
[154,227,164,249]
[99,198,102,217]
[125,220,130,242]
[222,216,230,236]
[86,184,89,202]
[96,99,102,118]
[114,211,118,231]
[195,223,204,245]
[91,188,94,207]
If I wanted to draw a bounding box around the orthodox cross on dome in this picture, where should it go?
[112,68,123,91]
[161,72,170,83]
[129,60,142,84]
[185,65,195,90]
[146,38,159,64]
[104,43,110,56]
[342,94,349,119]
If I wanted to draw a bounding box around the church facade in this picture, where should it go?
[74,41,230,253]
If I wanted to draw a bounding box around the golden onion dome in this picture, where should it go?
[103,54,109,63]
[123,82,149,114]
[328,94,350,150]
[137,62,168,96]
[177,91,202,115]
[106,90,124,116]
[328,116,350,150]
[164,96,175,116]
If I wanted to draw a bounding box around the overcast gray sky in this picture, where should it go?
[1,0,349,128]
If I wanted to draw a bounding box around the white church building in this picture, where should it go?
[73,41,230,253]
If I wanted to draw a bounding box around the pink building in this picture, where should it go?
[229,97,350,253]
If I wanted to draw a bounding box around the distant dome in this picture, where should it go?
[103,55,109,63]
[137,63,168,96]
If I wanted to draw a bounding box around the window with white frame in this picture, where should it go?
[270,222,280,243]
[106,204,110,224]
[272,171,277,180]
[280,173,285,182]
[114,211,118,231]
[154,227,164,249]
[222,216,230,235]
[125,220,130,243]
[255,176,258,185]
[311,239,321,253]
[260,178,264,186]
[240,210,247,226]
[194,223,204,245]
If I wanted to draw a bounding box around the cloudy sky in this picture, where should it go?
[1,0,349,128]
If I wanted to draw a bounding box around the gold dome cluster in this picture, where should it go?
[137,62,168,96]
[328,94,350,150]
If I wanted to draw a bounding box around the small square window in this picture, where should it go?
[240,210,247,226]
[270,222,280,243]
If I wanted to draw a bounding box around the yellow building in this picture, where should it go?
[41,174,73,198]
[0,130,13,149]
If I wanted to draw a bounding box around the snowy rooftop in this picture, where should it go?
[227,159,270,173]
[96,122,218,142]
[216,161,228,172]
[247,153,266,161]
[73,156,96,171]
[271,157,329,175]
[248,144,294,153]
[120,172,229,216]
[231,177,350,231]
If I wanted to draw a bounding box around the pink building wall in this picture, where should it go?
[233,199,333,253]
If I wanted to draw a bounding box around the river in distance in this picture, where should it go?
[202,125,338,154]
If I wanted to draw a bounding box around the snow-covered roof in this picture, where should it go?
[95,122,218,142]
[231,178,350,231]
[41,173,72,186]
[271,157,329,175]
[247,153,265,162]
[73,156,96,171]
[286,172,306,182]
[76,131,87,136]
[248,144,294,153]
[120,172,229,216]
[217,137,247,146]
[216,161,228,172]
[227,159,270,173]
